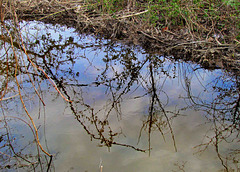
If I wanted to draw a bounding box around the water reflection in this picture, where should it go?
[0,21,239,171]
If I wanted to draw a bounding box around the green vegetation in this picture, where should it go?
[2,0,239,43]
[93,0,239,41]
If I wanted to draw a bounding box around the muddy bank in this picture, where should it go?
[2,0,240,75]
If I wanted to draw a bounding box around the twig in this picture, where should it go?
[38,9,69,21]
[165,30,180,37]
[112,141,146,152]
[0,94,19,101]
[99,158,103,172]
[234,39,240,44]
[138,30,170,45]
[166,40,214,51]
[117,10,148,19]
[3,12,52,158]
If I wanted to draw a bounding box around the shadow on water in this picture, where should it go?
[0,20,239,171]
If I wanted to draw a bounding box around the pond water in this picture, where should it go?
[0,21,239,171]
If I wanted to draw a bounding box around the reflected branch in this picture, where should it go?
[149,61,177,153]
[182,66,240,171]
[40,58,147,152]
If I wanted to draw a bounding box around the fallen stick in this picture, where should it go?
[117,10,148,19]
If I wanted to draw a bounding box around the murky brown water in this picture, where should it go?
[0,21,239,171]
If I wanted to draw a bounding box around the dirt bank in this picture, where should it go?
[2,0,240,75]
